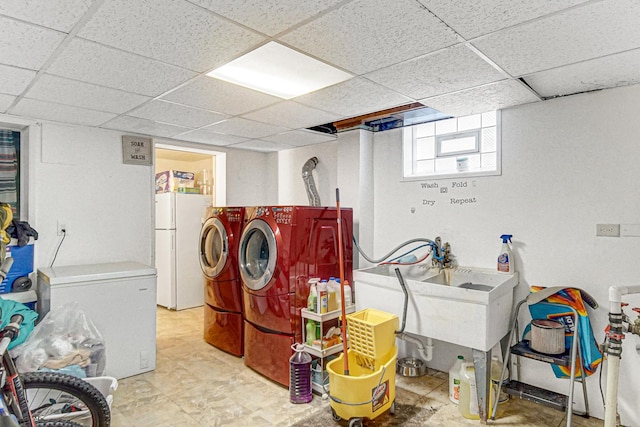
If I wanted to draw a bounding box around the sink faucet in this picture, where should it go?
[431,237,453,271]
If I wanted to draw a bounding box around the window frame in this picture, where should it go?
[402,110,501,181]
[436,129,480,156]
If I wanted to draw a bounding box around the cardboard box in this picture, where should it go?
[155,170,195,193]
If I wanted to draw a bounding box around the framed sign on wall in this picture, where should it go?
[122,135,152,165]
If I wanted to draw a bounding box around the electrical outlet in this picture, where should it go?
[57,221,68,236]
[596,224,620,237]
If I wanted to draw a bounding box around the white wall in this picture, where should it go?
[364,84,640,424]
[34,122,154,268]
[0,114,277,269]
[225,148,277,206]
[277,141,337,205]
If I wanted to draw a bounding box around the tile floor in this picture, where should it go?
[111,307,604,426]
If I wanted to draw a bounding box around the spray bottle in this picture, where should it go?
[497,234,513,273]
[307,280,318,312]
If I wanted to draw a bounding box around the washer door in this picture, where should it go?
[199,217,229,278]
[239,219,277,291]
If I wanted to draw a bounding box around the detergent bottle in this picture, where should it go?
[305,320,316,346]
[327,277,338,311]
[307,281,318,312]
[343,280,353,307]
[449,355,465,404]
[317,279,328,313]
[497,234,513,273]
[459,362,494,419]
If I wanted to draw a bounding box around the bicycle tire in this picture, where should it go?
[20,373,110,427]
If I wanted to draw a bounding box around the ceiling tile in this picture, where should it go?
[78,0,265,72]
[204,118,289,139]
[263,130,337,147]
[0,65,37,96]
[0,94,16,113]
[420,79,540,117]
[174,129,248,146]
[0,0,96,32]
[0,16,66,70]
[242,101,342,129]
[366,44,505,100]
[418,0,588,39]
[473,0,640,76]
[229,139,294,152]
[190,0,344,36]
[47,38,197,97]
[161,76,280,116]
[280,0,458,75]
[101,116,192,138]
[10,98,116,126]
[128,100,227,128]
[296,77,413,118]
[26,74,150,114]
[524,49,640,98]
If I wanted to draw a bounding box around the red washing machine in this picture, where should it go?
[238,206,353,386]
[200,206,245,356]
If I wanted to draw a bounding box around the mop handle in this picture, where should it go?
[336,188,349,376]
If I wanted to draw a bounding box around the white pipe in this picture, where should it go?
[609,285,640,312]
[397,332,433,361]
[604,284,640,427]
[605,355,620,427]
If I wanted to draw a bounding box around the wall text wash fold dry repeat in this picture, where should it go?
[421,181,477,206]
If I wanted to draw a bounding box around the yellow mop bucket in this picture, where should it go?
[346,308,399,371]
[327,308,399,423]
[327,346,397,423]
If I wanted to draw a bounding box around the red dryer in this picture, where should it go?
[238,206,353,386]
[200,206,245,356]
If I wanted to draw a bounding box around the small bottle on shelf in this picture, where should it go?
[327,277,338,311]
[305,320,316,345]
[317,279,328,314]
[307,281,317,313]
[343,280,352,307]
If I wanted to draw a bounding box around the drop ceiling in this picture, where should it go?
[1,0,639,153]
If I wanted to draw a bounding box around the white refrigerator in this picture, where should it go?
[155,192,211,310]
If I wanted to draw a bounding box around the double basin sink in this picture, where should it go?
[353,264,518,351]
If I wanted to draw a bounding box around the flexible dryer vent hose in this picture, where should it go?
[302,157,321,206]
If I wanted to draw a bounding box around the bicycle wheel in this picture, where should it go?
[35,422,83,427]
[20,372,110,427]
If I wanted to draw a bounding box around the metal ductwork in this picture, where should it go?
[302,157,321,206]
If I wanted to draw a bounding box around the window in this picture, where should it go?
[0,129,20,215]
[403,111,500,179]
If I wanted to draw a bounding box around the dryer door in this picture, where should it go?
[239,219,277,291]
[199,217,229,278]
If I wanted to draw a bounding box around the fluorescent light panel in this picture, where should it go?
[207,42,352,99]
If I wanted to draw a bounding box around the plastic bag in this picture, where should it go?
[11,302,106,377]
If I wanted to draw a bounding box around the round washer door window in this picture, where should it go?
[199,217,228,278]
[239,219,276,291]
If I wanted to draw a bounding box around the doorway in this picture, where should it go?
[154,144,226,206]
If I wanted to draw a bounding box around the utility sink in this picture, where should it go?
[353,265,518,351]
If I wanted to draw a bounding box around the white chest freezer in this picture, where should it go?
[36,262,157,379]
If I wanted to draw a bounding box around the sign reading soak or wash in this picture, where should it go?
[122,135,152,165]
